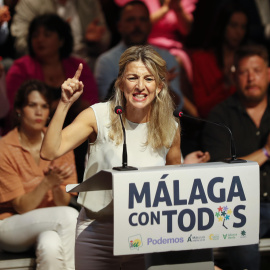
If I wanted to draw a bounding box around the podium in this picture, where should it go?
[67,161,260,269]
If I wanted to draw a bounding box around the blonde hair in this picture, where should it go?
[109,45,179,149]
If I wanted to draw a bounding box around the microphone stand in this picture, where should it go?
[175,111,246,164]
[113,107,138,171]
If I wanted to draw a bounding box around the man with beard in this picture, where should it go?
[202,44,270,270]
[94,0,184,110]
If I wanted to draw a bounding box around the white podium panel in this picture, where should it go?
[67,161,260,256]
[112,161,259,255]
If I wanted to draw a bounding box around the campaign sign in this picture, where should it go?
[113,161,259,255]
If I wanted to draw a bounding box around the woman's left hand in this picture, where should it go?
[184,151,210,164]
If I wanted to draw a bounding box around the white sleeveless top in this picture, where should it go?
[77,102,172,212]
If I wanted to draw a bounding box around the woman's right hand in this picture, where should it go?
[44,163,74,189]
[61,63,84,105]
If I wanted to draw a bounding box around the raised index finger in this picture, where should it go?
[74,63,83,80]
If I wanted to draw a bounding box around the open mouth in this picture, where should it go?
[133,93,147,101]
[133,93,147,97]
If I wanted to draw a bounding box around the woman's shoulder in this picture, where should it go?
[9,55,36,70]
[14,55,35,64]
[0,129,19,158]
[91,101,110,113]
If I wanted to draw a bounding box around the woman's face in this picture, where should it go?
[224,12,247,49]
[31,26,63,59]
[121,60,161,120]
[18,91,50,132]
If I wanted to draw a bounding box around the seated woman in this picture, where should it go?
[6,13,99,114]
[191,2,248,118]
[0,79,78,270]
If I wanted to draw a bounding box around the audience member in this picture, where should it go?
[10,0,111,70]
[0,79,78,270]
[6,14,99,182]
[114,0,197,83]
[99,0,122,47]
[95,0,199,116]
[236,0,270,58]
[202,44,270,270]
[191,1,248,119]
[7,13,98,112]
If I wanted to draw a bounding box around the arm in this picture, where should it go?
[48,162,75,206]
[150,0,170,24]
[52,186,71,206]
[13,153,77,212]
[166,128,181,165]
[11,171,67,213]
[40,64,97,160]
[172,0,194,36]
[150,0,193,36]
[240,134,270,166]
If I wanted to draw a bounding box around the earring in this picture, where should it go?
[17,113,21,117]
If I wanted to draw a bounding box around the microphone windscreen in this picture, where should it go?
[115,105,123,115]
[173,109,182,118]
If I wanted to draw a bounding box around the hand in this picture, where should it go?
[0,6,10,25]
[184,151,210,164]
[48,163,75,181]
[44,163,75,188]
[61,63,84,104]
[85,18,106,43]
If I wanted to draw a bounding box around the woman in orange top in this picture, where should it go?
[0,80,78,270]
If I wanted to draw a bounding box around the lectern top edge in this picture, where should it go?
[104,160,257,174]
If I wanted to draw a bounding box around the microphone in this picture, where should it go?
[174,110,246,163]
[112,106,138,171]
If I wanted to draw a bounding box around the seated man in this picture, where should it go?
[94,0,184,111]
[202,44,270,269]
